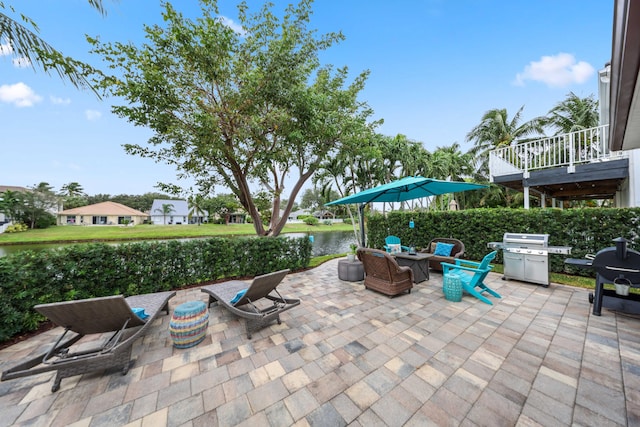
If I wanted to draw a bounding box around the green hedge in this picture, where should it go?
[0,236,311,342]
[367,207,640,274]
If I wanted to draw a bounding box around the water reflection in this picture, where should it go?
[0,230,359,258]
[284,231,357,257]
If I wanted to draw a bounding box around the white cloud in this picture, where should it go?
[1,39,30,67]
[12,56,31,68]
[0,40,12,56]
[513,53,594,88]
[217,16,246,36]
[0,82,42,107]
[85,109,102,121]
[50,96,71,105]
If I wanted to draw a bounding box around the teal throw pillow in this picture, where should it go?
[434,242,455,257]
[230,289,247,304]
[132,307,149,320]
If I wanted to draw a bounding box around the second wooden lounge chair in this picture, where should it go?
[200,269,300,339]
[1,291,175,392]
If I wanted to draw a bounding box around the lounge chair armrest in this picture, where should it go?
[442,262,492,274]
[456,259,481,267]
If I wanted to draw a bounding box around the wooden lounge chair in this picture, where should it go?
[1,291,175,392]
[200,269,300,339]
[441,251,501,305]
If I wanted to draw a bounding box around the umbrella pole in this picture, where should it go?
[359,204,366,247]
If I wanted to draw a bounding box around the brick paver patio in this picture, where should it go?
[1,258,639,426]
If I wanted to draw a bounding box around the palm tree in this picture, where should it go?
[430,143,474,210]
[400,140,431,178]
[0,189,24,222]
[544,92,601,163]
[155,203,175,225]
[545,92,599,134]
[466,106,545,178]
[0,1,105,92]
[188,195,206,226]
[59,182,85,197]
[58,182,87,210]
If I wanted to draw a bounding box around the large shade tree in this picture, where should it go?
[88,0,375,236]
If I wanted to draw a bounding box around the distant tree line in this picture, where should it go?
[0,180,304,229]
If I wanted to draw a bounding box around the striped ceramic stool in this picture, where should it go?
[169,300,209,348]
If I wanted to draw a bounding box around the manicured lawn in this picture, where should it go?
[0,222,356,244]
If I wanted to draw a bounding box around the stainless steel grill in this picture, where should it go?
[488,233,571,287]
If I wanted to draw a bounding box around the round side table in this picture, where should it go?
[338,259,365,282]
[169,300,209,348]
[443,273,462,302]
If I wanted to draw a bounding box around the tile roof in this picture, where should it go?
[58,201,148,216]
[0,185,29,193]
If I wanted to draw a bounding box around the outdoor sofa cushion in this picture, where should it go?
[421,238,465,272]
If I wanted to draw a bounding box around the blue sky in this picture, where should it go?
[1,0,613,198]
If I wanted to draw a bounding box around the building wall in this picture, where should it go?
[58,214,148,226]
[615,149,640,208]
[150,215,189,225]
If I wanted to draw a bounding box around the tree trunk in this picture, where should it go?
[269,170,313,237]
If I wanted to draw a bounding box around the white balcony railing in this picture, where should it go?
[489,125,626,179]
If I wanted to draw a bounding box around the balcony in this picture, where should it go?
[488,125,630,202]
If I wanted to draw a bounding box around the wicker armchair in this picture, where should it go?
[357,248,413,296]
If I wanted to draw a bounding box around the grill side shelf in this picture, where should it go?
[564,258,593,268]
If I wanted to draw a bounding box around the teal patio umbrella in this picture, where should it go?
[325,176,487,246]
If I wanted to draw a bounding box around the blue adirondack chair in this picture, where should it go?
[384,235,410,253]
[441,251,501,305]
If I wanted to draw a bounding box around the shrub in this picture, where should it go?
[0,236,312,343]
[367,207,640,275]
[303,216,319,226]
[5,223,28,233]
[323,219,333,226]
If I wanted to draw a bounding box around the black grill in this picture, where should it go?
[566,237,640,316]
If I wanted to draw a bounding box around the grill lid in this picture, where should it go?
[591,237,640,283]
[503,233,549,247]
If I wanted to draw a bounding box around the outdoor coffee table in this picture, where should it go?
[393,252,433,283]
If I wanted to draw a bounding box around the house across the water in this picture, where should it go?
[57,201,148,226]
[149,199,208,225]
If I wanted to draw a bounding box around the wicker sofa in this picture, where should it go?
[357,248,413,296]
[421,238,465,272]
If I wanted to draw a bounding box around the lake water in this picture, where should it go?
[0,230,358,258]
